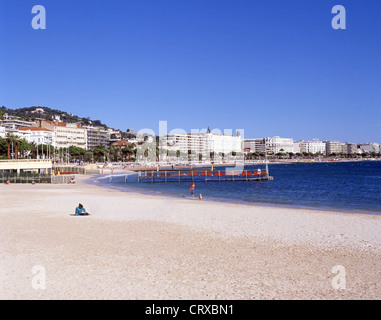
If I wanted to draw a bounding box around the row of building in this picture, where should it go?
[0,114,379,158]
[0,115,123,150]
[243,137,381,155]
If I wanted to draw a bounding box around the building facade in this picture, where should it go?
[264,136,294,154]
[40,120,87,150]
[359,143,380,154]
[299,140,326,154]
[86,127,110,149]
[325,141,343,154]
[17,127,54,146]
[0,117,33,130]
[342,143,357,154]
[243,138,266,154]
[163,133,242,161]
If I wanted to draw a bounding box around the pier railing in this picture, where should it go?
[131,169,273,183]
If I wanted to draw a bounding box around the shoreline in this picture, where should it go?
[1,175,381,299]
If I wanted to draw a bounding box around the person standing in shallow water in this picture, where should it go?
[190,182,195,197]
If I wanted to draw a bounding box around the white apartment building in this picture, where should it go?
[359,143,380,154]
[40,120,87,150]
[0,117,33,130]
[299,140,326,154]
[163,133,242,161]
[264,136,294,154]
[293,142,301,153]
[325,141,342,154]
[85,126,110,149]
[108,129,122,143]
[17,127,54,146]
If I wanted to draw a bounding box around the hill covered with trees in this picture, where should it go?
[0,106,109,128]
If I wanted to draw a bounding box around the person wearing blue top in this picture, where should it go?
[75,203,90,216]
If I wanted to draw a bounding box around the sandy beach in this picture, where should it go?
[1,174,381,300]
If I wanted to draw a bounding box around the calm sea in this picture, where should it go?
[93,161,381,214]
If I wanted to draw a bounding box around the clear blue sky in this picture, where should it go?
[0,0,380,143]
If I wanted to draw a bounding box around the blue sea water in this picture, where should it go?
[93,161,381,214]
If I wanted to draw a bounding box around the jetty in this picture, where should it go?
[131,168,274,183]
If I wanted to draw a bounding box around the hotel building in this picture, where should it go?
[17,127,54,146]
[264,136,294,154]
[298,140,326,154]
[325,141,343,154]
[163,132,242,161]
[86,126,110,149]
[39,120,88,150]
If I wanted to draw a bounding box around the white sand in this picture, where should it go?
[1,175,380,299]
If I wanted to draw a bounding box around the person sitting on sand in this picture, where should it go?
[75,203,90,216]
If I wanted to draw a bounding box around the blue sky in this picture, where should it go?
[0,0,380,142]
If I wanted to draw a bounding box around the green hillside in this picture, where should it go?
[0,106,109,128]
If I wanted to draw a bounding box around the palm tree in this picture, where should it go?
[121,146,135,162]
[0,137,8,158]
[5,133,18,159]
[17,138,33,159]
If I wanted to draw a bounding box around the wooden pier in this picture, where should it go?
[134,169,274,183]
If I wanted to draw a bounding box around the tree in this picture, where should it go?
[17,138,34,158]
[144,148,149,160]
[121,146,134,161]
[0,137,7,157]
[5,133,18,159]
[92,145,107,162]
[69,146,86,161]
[209,151,215,162]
